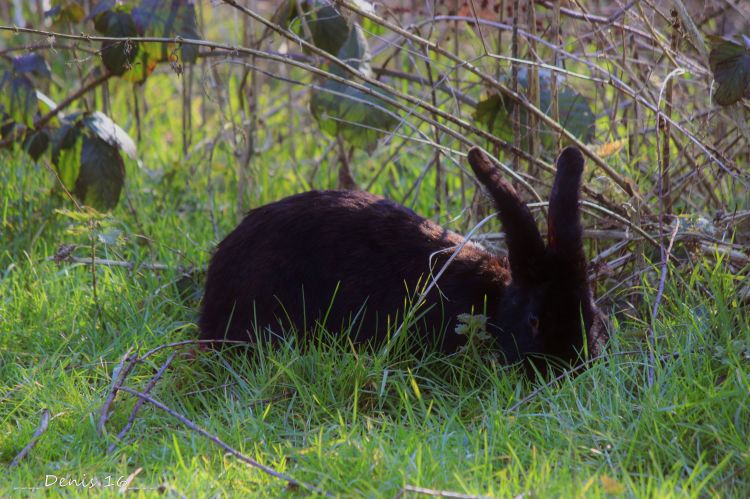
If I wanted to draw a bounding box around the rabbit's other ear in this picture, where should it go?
[468,147,545,284]
[548,147,586,275]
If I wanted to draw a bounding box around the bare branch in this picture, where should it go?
[118,387,329,496]
[10,409,51,467]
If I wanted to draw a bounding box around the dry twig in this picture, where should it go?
[9,409,51,467]
[118,386,328,496]
[107,352,177,453]
[98,348,138,435]
[394,484,496,499]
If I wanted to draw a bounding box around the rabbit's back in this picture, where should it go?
[199,190,508,350]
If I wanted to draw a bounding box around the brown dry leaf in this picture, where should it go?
[600,474,626,495]
[594,139,627,158]
[457,1,501,20]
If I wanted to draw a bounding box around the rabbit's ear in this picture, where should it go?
[468,147,545,283]
[548,147,586,270]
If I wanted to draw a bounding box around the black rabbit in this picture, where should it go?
[199,147,607,366]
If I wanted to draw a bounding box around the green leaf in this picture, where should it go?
[474,70,595,148]
[306,5,351,57]
[473,93,514,143]
[278,1,351,58]
[121,50,158,84]
[23,128,50,161]
[545,84,595,143]
[132,0,201,64]
[270,1,296,28]
[51,115,128,209]
[51,123,83,191]
[81,111,137,159]
[55,207,109,223]
[310,79,399,150]
[74,136,125,211]
[275,1,372,74]
[45,0,86,23]
[94,7,139,75]
[0,117,17,138]
[333,24,371,75]
[278,0,381,150]
[90,3,152,82]
[0,74,38,128]
[274,0,373,28]
[709,37,750,106]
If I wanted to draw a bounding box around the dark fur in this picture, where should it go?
[200,147,607,366]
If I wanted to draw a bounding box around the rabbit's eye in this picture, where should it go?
[528,315,540,335]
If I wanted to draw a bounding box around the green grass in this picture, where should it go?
[2,70,749,497]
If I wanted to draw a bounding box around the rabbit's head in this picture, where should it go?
[468,147,607,368]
